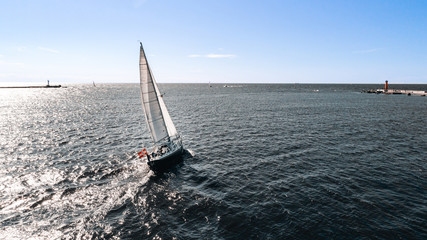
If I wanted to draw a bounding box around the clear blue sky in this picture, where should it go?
[1,0,426,84]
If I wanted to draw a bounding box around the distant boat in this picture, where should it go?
[139,43,183,172]
[93,81,96,87]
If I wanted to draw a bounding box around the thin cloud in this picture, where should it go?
[352,48,382,54]
[206,54,236,58]
[188,54,236,59]
[38,47,60,54]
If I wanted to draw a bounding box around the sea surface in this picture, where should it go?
[0,83,426,239]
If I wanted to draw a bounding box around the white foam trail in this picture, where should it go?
[186,149,195,157]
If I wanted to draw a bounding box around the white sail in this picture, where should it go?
[139,43,177,143]
[154,80,178,138]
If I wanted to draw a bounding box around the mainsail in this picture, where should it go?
[139,43,178,144]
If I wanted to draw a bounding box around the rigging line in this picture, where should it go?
[143,99,163,104]
[141,90,157,95]
[148,64,168,128]
[155,138,170,145]
[147,116,165,123]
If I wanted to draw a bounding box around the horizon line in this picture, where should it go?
[2,82,425,86]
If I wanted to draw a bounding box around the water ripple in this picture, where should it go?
[1,84,426,239]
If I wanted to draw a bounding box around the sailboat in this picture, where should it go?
[139,43,183,172]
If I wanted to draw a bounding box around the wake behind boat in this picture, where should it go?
[139,43,184,172]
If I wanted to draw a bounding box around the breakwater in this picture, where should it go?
[362,88,426,96]
[0,85,61,89]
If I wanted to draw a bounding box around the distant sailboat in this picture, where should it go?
[139,43,183,172]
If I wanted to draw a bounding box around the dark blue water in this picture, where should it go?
[0,84,426,239]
